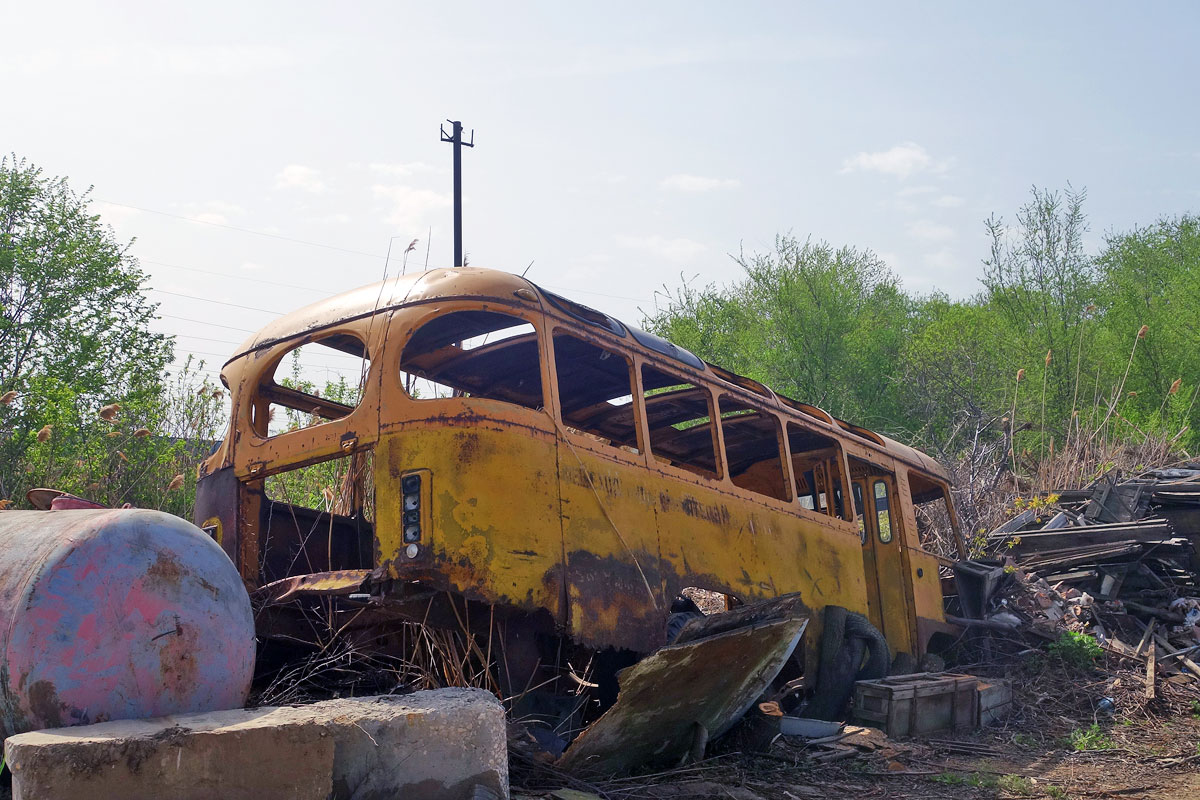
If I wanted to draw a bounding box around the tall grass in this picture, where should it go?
[942,338,1192,552]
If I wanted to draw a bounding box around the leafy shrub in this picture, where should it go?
[1047,631,1103,669]
[1067,723,1113,751]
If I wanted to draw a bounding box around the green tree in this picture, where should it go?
[981,185,1098,435]
[0,155,211,511]
[644,235,911,429]
[900,293,1009,455]
[1094,214,1200,446]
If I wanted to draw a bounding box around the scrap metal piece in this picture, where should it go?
[558,601,808,775]
[254,569,372,604]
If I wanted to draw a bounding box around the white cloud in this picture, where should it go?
[659,174,741,193]
[160,44,295,77]
[907,219,956,243]
[175,200,244,225]
[368,161,438,177]
[615,234,706,262]
[896,185,937,198]
[596,172,629,186]
[3,44,295,78]
[876,251,902,270]
[842,142,933,179]
[276,164,326,194]
[932,194,965,208]
[92,201,142,227]
[924,249,958,270]
[371,184,451,230]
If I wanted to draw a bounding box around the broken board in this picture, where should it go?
[558,609,808,775]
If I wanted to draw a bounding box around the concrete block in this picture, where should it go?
[5,687,508,800]
[5,706,334,800]
[320,688,509,799]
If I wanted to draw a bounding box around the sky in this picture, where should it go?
[4,2,1199,387]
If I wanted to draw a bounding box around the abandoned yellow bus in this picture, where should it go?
[195,266,964,698]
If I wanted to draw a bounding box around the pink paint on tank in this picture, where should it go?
[0,509,255,737]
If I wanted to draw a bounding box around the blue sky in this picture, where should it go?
[4,2,1198,385]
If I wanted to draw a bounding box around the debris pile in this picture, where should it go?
[955,464,1200,693]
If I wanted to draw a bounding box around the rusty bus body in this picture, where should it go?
[195,267,964,685]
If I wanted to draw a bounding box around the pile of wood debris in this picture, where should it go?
[953,463,1200,696]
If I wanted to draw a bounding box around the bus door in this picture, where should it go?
[852,470,915,657]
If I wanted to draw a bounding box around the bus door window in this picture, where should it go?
[852,480,867,544]
[874,479,893,543]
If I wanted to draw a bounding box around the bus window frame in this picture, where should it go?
[639,361,726,482]
[717,392,793,503]
[783,416,856,527]
[235,325,380,479]
[906,471,968,559]
[386,299,555,426]
[549,326,647,462]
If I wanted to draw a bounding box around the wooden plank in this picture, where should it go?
[1153,630,1200,678]
[1136,619,1157,656]
[1145,641,1156,700]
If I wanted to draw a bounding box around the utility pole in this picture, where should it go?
[440,119,474,267]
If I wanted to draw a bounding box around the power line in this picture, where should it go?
[142,258,329,294]
[105,199,647,302]
[170,353,363,382]
[170,333,244,346]
[172,338,367,364]
[157,313,256,333]
[149,288,286,315]
[97,200,385,259]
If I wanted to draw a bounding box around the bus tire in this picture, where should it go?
[844,611,889,681]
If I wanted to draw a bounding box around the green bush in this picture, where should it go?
[1047,631,1103,669]
[1067,723,1113,751]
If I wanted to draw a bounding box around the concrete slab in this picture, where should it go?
[321,689,508,799]
[5,706,334,800]
[5,688,508,800]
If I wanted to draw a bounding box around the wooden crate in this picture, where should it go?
[852,672,979,737]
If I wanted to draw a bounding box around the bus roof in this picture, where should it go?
[222,266,949,482]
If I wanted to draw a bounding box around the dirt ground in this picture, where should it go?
[512,655,1200,800]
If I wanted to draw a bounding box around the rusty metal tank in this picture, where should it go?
[0,508,255,737]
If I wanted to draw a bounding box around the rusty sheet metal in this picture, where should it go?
[375,420,566,621]
[0,509,255,739]
[254,568,371,604]
[559,603,809,775]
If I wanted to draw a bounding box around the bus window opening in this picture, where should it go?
[641,365,721,479]
[399,309,543,410]
[718,395,791,501]
[553,332,639,452]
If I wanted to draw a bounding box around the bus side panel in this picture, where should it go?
[376,420,565,620]
[654,478,870,675]
[559,443,665,652]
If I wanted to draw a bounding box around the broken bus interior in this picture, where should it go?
[195,267,965,701]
